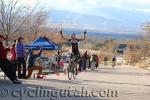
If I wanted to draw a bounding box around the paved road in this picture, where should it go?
[1,65,150,100]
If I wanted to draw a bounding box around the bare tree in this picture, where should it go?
[0,0,48,45]
[140,22,150,59]
[28,8,48,40]
[0,0,28,45]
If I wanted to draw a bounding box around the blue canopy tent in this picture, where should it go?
[25,37,61,74]
[25,37,60,50]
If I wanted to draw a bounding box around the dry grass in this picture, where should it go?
[136,59,150,69]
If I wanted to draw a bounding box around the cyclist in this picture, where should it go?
[60,29,86,58]
[60,29,87,74]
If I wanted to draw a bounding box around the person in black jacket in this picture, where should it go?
[112,56,116,68]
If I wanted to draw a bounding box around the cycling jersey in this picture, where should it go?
[69,39,80,55]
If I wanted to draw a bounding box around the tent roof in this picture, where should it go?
[25,37,60,50]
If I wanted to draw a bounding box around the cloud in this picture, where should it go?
[23,0,150,14]
[85,0,122,8]
[126,0,150,4]
[132,8,150,13]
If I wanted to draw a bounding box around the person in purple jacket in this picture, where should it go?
[16,37,27,79]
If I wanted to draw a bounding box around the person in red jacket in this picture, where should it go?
[10,40,17,61]
[0,34,21,84]
[10,40,17,76]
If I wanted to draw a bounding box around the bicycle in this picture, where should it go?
[59,29,87,80]
[67,54,79,80]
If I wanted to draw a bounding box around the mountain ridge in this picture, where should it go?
[48,9,150,34]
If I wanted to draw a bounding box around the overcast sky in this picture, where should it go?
[22,0,150,33]
[25,0,150,15]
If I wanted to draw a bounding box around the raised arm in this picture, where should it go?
[60,29,70,41]
[78,30,87,41]
[34,48,43,58]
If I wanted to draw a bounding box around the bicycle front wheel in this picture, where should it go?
[67,66,72,80]
[73,67,77,79]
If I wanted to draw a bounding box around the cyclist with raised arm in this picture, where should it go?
[60,29,87,75]
[60,30,86,58]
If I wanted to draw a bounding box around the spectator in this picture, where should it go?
[0,34,21,84]
[95,54,99,68]
[51,62,56,72]
[104,56,108,66]
[112,55,116,68]
[10,40,17,76]
[91,54,97,70]
[83,51,88,71]
[59,58,64,72]
[16,37,27,79]
[86,54,90,69]
[78,54,84,72]
[59,58,64,69]
[26,48,43,79]
[88,54,91,69]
